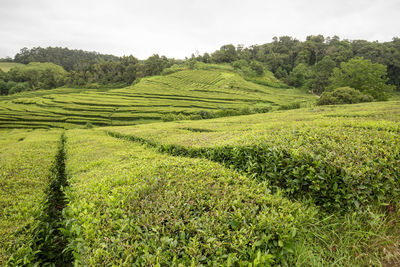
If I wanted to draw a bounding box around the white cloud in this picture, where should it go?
[0,0,399,59]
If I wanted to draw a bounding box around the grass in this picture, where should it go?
[0,65,316,129]
[0,62,24,72]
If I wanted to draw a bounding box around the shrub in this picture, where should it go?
[85,83,100,89]
[84,122,94,129]
[8,82,31,94]
[278,102,301,110]
[317,87,373,106]
[65,130,317,266]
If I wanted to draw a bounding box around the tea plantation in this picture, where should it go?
[0,66,315,129]
[0,67,399,265]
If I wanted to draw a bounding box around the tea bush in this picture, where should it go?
[63,130,317,266]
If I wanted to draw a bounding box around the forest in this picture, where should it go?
[0,35,399,105]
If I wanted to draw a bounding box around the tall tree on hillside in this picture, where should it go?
[305,56,336,94]
[329,57,393,100]
[212,44,237,63]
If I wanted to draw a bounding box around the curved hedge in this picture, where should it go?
[64,130,317,266]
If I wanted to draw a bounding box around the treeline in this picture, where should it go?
[0,62,68,95]
[0,47,180,95]
[201,35,400,91]
[1,36,399,100]
[67,54,177,87]
[12,47,180,88]
[14,47,119,71]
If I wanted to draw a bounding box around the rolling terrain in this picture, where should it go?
[1,63,399,266]
[0,65,315,129]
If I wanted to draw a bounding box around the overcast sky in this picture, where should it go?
[1,0,399,59]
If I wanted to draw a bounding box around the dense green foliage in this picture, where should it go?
[328,57,393,100]
[63,130,317,266]
[317,87,373,105]
[0,129,61,265]
[106,101,400,212]
[14,47,118,71]
[67,54,175,87]
[8,35,400,95]
[8,62,68,89]
[12,47,178,88]
[206,36,400,91]
[0,62,68,95]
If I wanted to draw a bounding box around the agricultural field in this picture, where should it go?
[0,129,62,265]
[1,100,399,266]
[105,101,400,211]
[0,67,315,129]
[0,62,24,72]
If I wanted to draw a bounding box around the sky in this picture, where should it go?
[0,0,399,60]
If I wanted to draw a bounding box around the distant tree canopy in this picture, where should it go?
[14,47,119,71]
[196,35,400,94]
[4,35,400,98]
[0,62,68,95]
[8,62,68,89]
[328,57,393,100]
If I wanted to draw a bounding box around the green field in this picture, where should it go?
[1,62,399,266]
[105,101,400,210]
[0,67,315,129]
[0,129,62,264]
[0,62,24,72]
[1,100,399,266]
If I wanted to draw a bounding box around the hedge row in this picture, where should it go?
[107,131,400,212]
[0,129,62,265]
[64,130,317,266]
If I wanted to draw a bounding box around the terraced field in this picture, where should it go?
[0,68,315,129]
[2,101,400,266]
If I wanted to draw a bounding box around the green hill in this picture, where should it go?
[0,62,24,72]
[0,66,316,129]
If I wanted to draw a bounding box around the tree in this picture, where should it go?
[0,80,8,95]
[249,60,264,76]
[329,57,393,100]
[305,56,336,94]
[7,62,67,90]
[8,82,30,94]
[212,44,237,63]
[141,54,171,76]
[288,63,312,87]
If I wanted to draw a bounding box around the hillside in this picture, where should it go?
[0,66,315,129]
[0,62,24,72]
